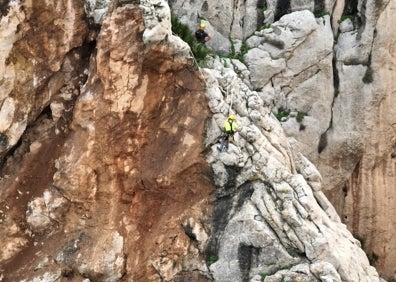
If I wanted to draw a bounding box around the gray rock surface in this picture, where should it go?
[169,0,340,54]
[244,11,334,163]
[0,0,394,280]
[26,190,69,234]
[204,56,380,282]
[84,0,112,24]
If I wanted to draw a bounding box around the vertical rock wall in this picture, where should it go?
[170,0,396,278]
[0,0,89,158]
[342,0,396,277]
[319,0,396,278]
[52,3,213,280]
[1,1,214,281]
[0,0,394,280]
[203,57,380,282]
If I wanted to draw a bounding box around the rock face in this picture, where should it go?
[0,0,89,158]
[203,57,379,281]
[340,0,396,277]
[0,0,394,281]
[170,0,396,278]
[1,1,212,281]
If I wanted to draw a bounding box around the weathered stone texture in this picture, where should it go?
[0,0,89,157]
[1,1,213,281]
[0,0,394,280]
[204,57,380,282]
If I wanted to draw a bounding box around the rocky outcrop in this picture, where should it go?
[0,0,89,159]
[0,0,394,281]
[169,0,338,54]
[0,0,91,269]
[172,0,396,278]
[307,0,396,277]
[1,1,212,281]
[203,57,380,281]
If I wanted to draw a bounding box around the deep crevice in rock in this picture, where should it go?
[318,131,328,153]
[0,136,22,174]
[256,0,266,28]
[318,54,339,154]
[314,0,325,14]
[205,195,233,258]
[274,0,290,22]
[0,0,10,16]
[342,0,359,16]
[0,103,52,173]
[238,244,255,282]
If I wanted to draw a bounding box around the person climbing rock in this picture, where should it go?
[195,23,211,44]
[217,114,238,152]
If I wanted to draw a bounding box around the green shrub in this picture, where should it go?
[282,263,295,270]
[206,255,218,266]
[229,37,236,57]
[315,11,330,18]
[338,15,355,23]
[235,40,248,62]
[275,108,290,121]
[227,38,249,63]
[240,40,249,54]
[171,14,212,65]
[260,23,271,30]
[260,272,269,281]
[296,112,307,123]
[221,57,229,68]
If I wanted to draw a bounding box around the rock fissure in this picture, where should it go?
[0,0,394,280]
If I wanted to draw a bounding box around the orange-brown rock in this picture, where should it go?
[1,2,213,281]
[0,0,89,156]
[0,0,393,281]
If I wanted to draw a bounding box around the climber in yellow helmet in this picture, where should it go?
[195,22,212,44]
[217,114,238,152]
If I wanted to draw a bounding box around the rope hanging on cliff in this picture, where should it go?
[227,83,233,116]
[226,78,239,117]
[170,31,237,117]
[170,30,209,90]
[188,46,209,90]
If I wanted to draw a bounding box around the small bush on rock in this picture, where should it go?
[296,111,307,123]
[171,14,212,64]
[275,108,290,121]
[315,11,330,18]
[206,255,218,266]
[338,15,355,23]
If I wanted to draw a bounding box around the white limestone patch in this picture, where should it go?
[0,97,15,132]
[203,53,381,281]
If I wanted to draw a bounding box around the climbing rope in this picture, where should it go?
[170,30,237,119]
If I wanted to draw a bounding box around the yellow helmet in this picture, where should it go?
[200,23,206,29]
[228,114,236,121]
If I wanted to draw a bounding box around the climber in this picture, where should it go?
[217,114,238,152]
[195,23,212,44]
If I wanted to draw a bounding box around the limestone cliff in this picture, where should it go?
[0,0,393,281]
[171,0,396,279]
